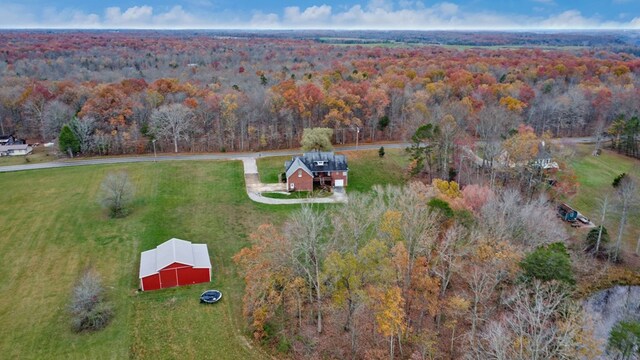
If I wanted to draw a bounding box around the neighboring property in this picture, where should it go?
[0,144,33,156]
[557,203,578,222]
[284,151,348,192]
[139,238,212,291]
[533,141,559,170]
[0,134,16,145]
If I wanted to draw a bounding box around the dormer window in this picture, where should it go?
[315,161,325,166]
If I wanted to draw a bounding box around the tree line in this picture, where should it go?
[1,32,639,156]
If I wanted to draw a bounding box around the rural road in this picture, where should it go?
[0,142,409,173]
[0,142,408,205]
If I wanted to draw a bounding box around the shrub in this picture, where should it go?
[520,242,575,285]
[585,226,610,257]
[613,173,627,188]
[608,319,640,360]
[69,271,113,332]
[99,172,135,218]
[427,198,454,218]
[378,146,385,158]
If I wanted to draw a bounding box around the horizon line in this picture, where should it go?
[0,27,638,32]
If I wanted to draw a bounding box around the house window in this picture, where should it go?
[343,171,347,176]
[298,170,302,178]
[328,172,331,176]
[290,183,295,189]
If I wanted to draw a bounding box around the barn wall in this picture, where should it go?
[177,267,210,286]
[287,170,313,192]
[142,274,161,291]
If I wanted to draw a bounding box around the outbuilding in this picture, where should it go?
[557,203,578,222]
[139,238,212,291]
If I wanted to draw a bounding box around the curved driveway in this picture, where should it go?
[0,142,409,205]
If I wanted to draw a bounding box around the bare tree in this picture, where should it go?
[476,281,598,360]
[480,189,566,248]
[70,116,96,154]
[150,103,195,153]
[613,176,638,261]
[69,270,113,332]
[285,205,329,334]
[594,195,610,255]
[42,100,73,141]
[99,172,135,218]
[331,191,383,254]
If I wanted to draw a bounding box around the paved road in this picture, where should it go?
[0,142,410,173]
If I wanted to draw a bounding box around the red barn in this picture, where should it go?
[139,238,212,291]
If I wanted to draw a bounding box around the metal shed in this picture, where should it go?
[139,238,212,291]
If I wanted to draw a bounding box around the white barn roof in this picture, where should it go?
[139,238,212,278]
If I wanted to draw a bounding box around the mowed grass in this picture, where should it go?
[0,146,58,166]
[257,148,409,193]
[0,161,291,359]
[569,145,640,254]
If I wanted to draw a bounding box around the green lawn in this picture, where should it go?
[0,161,291,359]
[257,148,409,193]
[0,151,409,359]
[569,145,640,254]
[0,146,58,166]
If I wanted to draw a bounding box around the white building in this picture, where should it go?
[0,144,33,156]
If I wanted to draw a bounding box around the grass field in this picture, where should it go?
[0,160,294,359]
[0,146,58,166]
[0,151,410,359]
[569,145,640,255]
[257,148,409,193]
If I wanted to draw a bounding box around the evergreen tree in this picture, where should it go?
[59,124,80,157]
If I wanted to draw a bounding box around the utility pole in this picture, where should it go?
[152,139,157,163]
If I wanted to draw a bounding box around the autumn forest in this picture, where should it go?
[2,30,640,360]
[1,31,639,157]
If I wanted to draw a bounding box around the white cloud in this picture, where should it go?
[250,12,280,28]
[1,2,640,30]
[284,5,332,24]
[105,6,153,26]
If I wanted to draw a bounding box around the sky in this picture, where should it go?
[1,0,640,30]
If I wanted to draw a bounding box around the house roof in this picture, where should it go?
[558,203,576,213]
[285,152,348,178]
[139,238,211,278]
[0,144,30,151]
[285,157,313,179]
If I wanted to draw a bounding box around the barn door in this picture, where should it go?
[160,269,179,288]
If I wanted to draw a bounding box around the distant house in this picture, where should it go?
[0,134,16,146]
[533,141,559,170]
[0,144,33,156]
[284,152,348,192]
[139,238,212,291]
[558,203,578,222]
